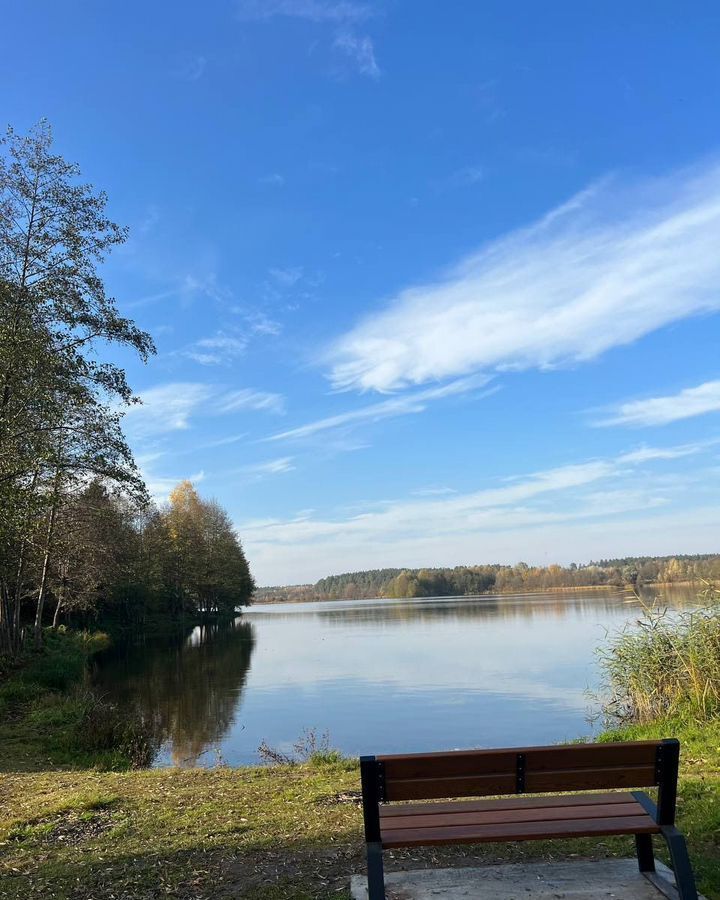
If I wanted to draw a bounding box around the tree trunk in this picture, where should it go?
[0,580,12,656]
[34,471,60,650]
[52,596,62,628]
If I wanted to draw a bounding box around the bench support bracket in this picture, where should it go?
[661,825,699,900]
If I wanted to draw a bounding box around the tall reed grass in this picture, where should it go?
[599,586,720,724]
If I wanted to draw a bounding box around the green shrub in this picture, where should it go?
[70,692,154,768]
[0,679,43,709]
[308,749,346,768]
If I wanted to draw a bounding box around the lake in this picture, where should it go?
[92,586,697,767]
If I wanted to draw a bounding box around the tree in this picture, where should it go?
[161,481,255,617]
[0,122,154,654]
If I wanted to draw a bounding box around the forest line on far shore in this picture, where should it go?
[256,553,720,602]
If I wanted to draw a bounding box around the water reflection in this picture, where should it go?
[93,586,699,767]
[94,618,255,766]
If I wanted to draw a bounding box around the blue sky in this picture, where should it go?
[5,1,720,585]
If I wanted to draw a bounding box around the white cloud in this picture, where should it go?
[411,486,459,497]
[239,457,295,476]
[598,380,720,427]
[185,332,248,366]
[216,388,286,415]
[441,165,484,189]
[237,1,380,78]
[616,441,716,463]
[236,0,372,23]
[259,173,285,187]
[239,441,714,583]
[125,272,231,311]
[123,383,213,438]
[328,160,720,392]
[333,31,380,79]
[174,55,207,82]
[269,266,304,287]
[266,375,493,441]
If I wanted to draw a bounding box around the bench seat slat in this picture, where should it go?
[381,814,660,849]
[381,800,647,832]
[379,791,641,818]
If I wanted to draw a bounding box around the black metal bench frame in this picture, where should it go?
[360,738,698,900]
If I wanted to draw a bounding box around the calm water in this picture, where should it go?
[93,587,697,767]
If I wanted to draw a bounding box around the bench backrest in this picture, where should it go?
[371,740,671,801]
[360,739,680,839]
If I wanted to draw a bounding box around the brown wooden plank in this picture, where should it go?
[379,741,661,789]
[524,742,659,772]
[525,765,657,792]
[385,773,517,801]
[381,815,660,849]
[380,801,646,832]
[378,740,660,766]
[382,751,516,781]
[379,791,638,818]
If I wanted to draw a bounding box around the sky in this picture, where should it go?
[4,1,720,585]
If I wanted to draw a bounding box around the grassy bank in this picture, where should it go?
[0,630,150,772]
[1,724,718,900]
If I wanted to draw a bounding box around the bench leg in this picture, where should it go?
[635,833,655,872]
[366,841,386,900]
[660,826,699,900]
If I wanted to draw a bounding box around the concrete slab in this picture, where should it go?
[350,859,703,899]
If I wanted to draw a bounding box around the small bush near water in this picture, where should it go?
[258,728,345,767]
[600,588,720,724]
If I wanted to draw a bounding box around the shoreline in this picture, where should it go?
[253,580,703,605]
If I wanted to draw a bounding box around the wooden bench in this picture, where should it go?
[360,739,698,900]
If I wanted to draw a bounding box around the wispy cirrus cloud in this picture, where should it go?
[236,0,372,23]
[269,266,304,287]
[333,31,380,79]
[329,160,720,392]
[240,441,717,584]
[237,0,380,79]
[216,388,286,415]
[266,375,494,442]
[125,272,231,311]
[237,457,295,476]
[173,54,207,82]
[439,164,484,189]
[123,382,287,440]
[259,172,285,187]
[597,380,720,427]
[184,331,249,366]
[123,383,214,438]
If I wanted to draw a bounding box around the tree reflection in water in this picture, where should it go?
[93,618,255,766]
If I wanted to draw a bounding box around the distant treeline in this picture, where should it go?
[256,555,720,602]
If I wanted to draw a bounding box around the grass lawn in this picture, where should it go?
[1,718,719,900]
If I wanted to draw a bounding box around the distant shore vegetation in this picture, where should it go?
[256,554,720,602]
